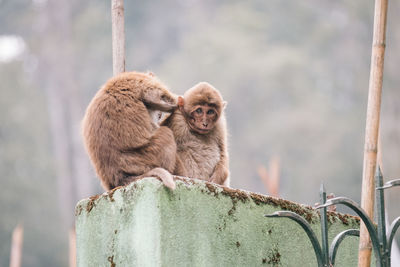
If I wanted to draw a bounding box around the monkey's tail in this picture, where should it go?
[142,167,176,190]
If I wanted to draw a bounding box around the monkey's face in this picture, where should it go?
[188,104,218,134]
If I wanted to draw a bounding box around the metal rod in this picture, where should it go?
[265,211,324,266]
[317,197,383,266]
[377,179,400,190]
[319,184,330,266]
[387,217,400,263]
[375,166,388,266]
[330,229,360,265]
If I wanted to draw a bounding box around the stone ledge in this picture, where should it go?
[76,177,360,266]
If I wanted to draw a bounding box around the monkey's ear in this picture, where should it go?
[178,96,184,107]
[222,101,228,109]
[147,71,155,77]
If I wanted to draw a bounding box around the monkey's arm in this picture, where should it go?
[209,148,229,186]
[144,99,178,112]
[209,128,230,186]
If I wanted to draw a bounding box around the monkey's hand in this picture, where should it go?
[144,167,176,190]
[209,165,229,186]
[145,101,178,112]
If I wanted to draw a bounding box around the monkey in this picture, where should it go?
[162,82,230,186]
[82,71,179,190]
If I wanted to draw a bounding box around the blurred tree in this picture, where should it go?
[34,0,94,228]
[0,61,67,265]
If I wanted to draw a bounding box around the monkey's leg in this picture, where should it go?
[120,126,177,172]
[174,154,188,177]
[119,126,178,189]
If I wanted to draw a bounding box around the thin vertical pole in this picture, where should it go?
[359,0,388,266]
[375,167,388,266]
[111,0,125,75]
[319,184,329,266]
[9,224,24,267]
[69,229,77,267]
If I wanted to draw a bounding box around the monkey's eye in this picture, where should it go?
[207,109,215,115]
[195,108,203,114]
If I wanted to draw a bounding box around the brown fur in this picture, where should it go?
[163,82,230,186]
[82,71,179,190]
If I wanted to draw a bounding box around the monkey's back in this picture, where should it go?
[82,73,158,188]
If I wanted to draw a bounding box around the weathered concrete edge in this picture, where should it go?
[75,176,360,226]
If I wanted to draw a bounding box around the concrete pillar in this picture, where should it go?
[76,177,360,266]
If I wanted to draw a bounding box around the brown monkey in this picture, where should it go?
[82,71,179,190]
[162,82,230,186]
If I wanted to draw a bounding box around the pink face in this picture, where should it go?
[188,105,218,134]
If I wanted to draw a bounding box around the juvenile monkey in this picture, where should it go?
[82,71,179,190]
[162,82,230,186]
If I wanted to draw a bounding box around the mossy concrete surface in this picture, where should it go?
[75,177,360,266]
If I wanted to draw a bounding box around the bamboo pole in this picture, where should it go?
[358,0,388,266]
[111,0,125,75]
[9,224,24,267]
